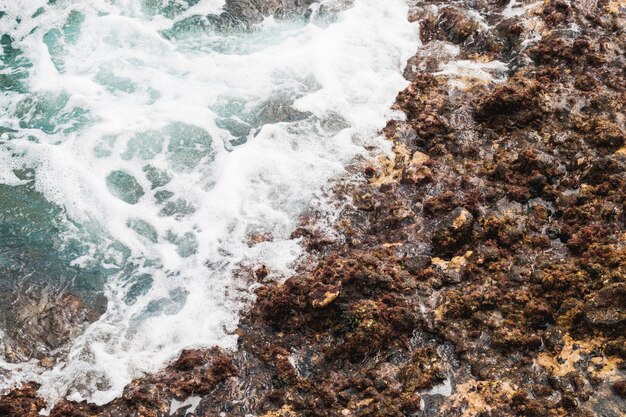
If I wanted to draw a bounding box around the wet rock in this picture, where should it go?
[167,0,327,34]
[475,80,544,129]
[0,383,45,417]
[400,346,445,391]
[438,7,480,44]
[255,265,270,281]
[393,75,450,140]
[1,291,105,362]
[172,349,210,371]
[612,380,626,398]
[584,283,626,327]
[432,207,474,254]
[482,212,525,248]
[401,151,433,185]
[579,116,626,149]
[106,170,144,204]
[7,0,626,415]
[403,255,431,275]
[604,337,626,359]
[311,289,340,308]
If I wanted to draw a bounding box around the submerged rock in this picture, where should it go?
[106,170,145,204]
[1,291,106,363]
[164,0,337,37]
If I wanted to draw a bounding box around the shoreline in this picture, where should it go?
[2,0,626,416]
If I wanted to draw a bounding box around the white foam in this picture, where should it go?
[502,0,542,18]
[435,59,509,88]
[170,396,201,416]
[0,148,26,186]
[0,332,44,395]
[0,0,418,407]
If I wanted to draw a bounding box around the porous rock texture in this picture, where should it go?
[1,0,625,416]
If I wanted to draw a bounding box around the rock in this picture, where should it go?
[612,380,626,398]
[584,283,626,327]
[260,405,298,417]
[604,337,626,359]
[172,349,209,371]
[403,255,431,274]
[1,291,106,362]
[474,80,544,129]
[312,290,340,308]
[401,151,433,185]
[166,0,329,35]
[432,251,473,284]
[6,0,626,415]
[106,170,144,204]
[581,116,626,149]
[400,346,445,391]
[0,383,45,417]
[438,7,480,44]
[432,207,474,254]
[255,265,270,280]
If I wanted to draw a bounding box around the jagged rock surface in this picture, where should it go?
[1,0,625,416]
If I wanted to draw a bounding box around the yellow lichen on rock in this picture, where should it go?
[536,334,623,378]
[443,380,517,417]
[605,0,626,13]
[432,251,473,271]
[312,290,340,308]
[261,405,298,417]
[371,143,431,187]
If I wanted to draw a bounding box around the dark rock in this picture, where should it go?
[0,383,45,417]
[432,207,474,254]
[172,349,209,371]
[438,7,480,44]
[612,380,626,398]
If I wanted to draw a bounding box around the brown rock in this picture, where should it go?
[312,290,340,308]
[0,383,45,417]
[612,380,626,398]
[172,349,209,371]
[1,291,106,362]
[438,7,480,44]
[584,283,626,327]
[432,207,474,254]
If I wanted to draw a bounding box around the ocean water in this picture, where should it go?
[0,0,418,407]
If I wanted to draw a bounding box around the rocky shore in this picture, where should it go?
[1,0,625,416]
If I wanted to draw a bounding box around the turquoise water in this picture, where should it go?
[0,179,110,296]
